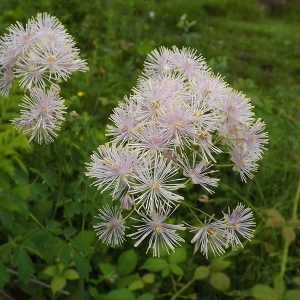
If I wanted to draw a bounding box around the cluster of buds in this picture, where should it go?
[0,13,88,143]
[86,46,268,257]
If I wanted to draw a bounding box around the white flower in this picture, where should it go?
[177,152,219,193]
[223,203,255,250]
[187,216,227,258]
[131,155,185,213]
[93,206,127,247]
[11,85,66,144]
[128,206,185,257]
[85,143,140,198]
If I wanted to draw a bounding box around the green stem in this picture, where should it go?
[292,179,300,219]
[79,276,85,300]
[279,178,300,279]
[170,279,194,300]
[220,182,264,221]
[30,213,47,232]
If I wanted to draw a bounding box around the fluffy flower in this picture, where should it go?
[229,144,259,182]
[187,216,227,258]
[128,206,185,257]
[93,206,127,247]
[11,85,66,144]
[85,143,140,198]
[177,152,219,193]
[223,203,255,250]
[0,67,14,96]
[131,155,185,213]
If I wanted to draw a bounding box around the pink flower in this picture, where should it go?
[128,206,185,257]
[11,85,66,144]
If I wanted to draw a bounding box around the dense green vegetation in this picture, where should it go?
[0,0,299,299]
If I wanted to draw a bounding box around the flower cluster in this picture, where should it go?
[86,46,267,257]
[0,13,88,143]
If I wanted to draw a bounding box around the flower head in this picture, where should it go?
[223,203,255,250]
[93,206,127,247]
[85,143,140,199]
[128,206,185,257]
[131,155,185,213]
[11,85,66,144]
[187,216,227,258]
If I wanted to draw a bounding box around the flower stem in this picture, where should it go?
[279,178,300,279]
[29,213,47,232]
[170,279,194,300]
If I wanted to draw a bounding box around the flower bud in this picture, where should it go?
[198,194,209,203]
[120,194,134,210]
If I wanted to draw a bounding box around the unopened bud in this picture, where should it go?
[70,110,78,119]
[198,195,209,203]
[121,194,134,210]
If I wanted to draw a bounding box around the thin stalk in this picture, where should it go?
[280,178,300,278]
[292,179,300,219]
[29,213,47,232]
[170,279,194,300]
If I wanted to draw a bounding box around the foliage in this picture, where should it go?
[0,0,300,299]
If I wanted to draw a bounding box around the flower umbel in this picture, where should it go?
[85,46,266,257]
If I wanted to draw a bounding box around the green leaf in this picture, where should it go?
[105,288,135,300]
[43,265,59,277]
[168,247,187,264]
[282,226,296,245]
[169,263,184,276]
[193,266,211,280]
[142,273,155,284]
[71,239,92,253]
[252,284,279,300]
[0,205,14,229]
[31,200,53,223]
[274,274,286,299]
[118,249,138,276]
[0,242,15,255]
[161,265,170,278]
[71,145,84,165]
[63,269,79,280]
[137,293,155,300]
[64,202,82,218]
[210,258,231,272]
[99,263,116,276]
[41,170,57,191]
[63,227,77,239]
[59,245,71,267]
[74,230,96,246]
[140,258,168,272]
[283,289,300,300]
[73,251,91,279]
[22,241,42,258]
[128,280,144,291]
[0,260,9,290]
[88,285,100,298]
[209,272,231,292]
[12,167,28,185]
[13,246,35,283]
[50,276,66,295]
[30,183,49,199]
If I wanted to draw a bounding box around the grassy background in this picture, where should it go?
[0,0,300,299]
